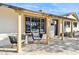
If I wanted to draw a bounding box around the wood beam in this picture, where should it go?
[14,9,47,19]
[24,15,26,33]
[70,20,73,37]
[45,17,50,44]
[64,20,71,22]
[23,11,46,18]
[61,20,64,40]
[58,19,60,37]
[50,16,75,21]
[17,12,22,53]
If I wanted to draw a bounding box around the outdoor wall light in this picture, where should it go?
[51,21,55,25]
[51,23,54,25]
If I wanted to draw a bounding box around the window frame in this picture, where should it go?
[73,22,77,27]
[64,21,70,27]
[25,17,46,33]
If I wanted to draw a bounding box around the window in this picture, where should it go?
[25,17,46,33]
[64,21,66,27]
[40,19,46,33]
[25,17,31,33]
[73,22,77,27]
[31,18,40,32]
[67,21,70,27]
[64,21,70,27]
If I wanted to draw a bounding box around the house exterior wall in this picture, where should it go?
[64,21,79,32]
[76,21,79,31]
[60,20,62,34]
[49,19,54,38]
[0,7,18,33]
[60,20,77,33]
[0,6,78,46]
[63,14,79,33]
[0,6,25,34]
[64,21,79,33]
[0,7,25,46]
[73,21,78,32]
[65,21,71,33]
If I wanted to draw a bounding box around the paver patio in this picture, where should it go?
[0,37,79,55]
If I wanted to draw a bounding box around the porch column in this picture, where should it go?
[17,12,22,53]
[58,19,60,37]
[61,20,64,40]
[45,17,50,44]
[70,20,73,37]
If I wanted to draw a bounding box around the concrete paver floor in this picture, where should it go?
[0,37,79,55]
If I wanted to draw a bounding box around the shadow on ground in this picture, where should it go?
[23,38,79,53]
[0,37,79,54]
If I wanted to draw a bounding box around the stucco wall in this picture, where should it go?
[60,20,79,33]
[0,6,25,46]
[65,21,79,32]
[0,6,18,33]
[60,20,62,33]
[64,14,79,32]
[76,21,79,31]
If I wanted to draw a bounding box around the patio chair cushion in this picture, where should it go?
[32,32,42,40]
[8,34,26,44]
[8,36,17,44]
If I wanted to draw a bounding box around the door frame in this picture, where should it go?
[54,19,59,36]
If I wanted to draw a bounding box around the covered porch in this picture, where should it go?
[0,4,76,53]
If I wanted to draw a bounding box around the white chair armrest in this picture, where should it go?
[42,34,46,40]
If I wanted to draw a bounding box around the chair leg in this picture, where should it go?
[11,44,13,48]
[38,40,41,44]
[22,42,25,47]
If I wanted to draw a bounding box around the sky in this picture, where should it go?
[9,3,79,16]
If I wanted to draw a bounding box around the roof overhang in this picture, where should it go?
[0,3,76,21]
